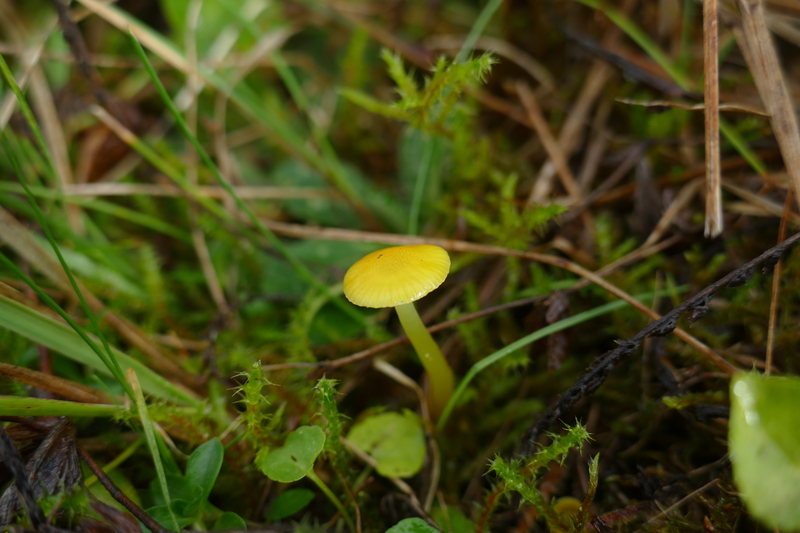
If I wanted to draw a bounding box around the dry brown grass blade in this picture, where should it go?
[616,97,769,116]
[577,99,613,193]
[0,281,65,322]
[516,81,581,199]
[722,179,800,224]
[526,61,613,205]
[524,0,641,207]
[704,0,723,237]
[63,183,332,199]
[0,362,110,404]
[643,179,703,248]
[765,190,792,376]
[733,0,800,210]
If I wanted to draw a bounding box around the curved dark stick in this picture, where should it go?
[521,231,800,456]
[78,445,175,533]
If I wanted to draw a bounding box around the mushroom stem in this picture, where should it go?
[394,302,454,419]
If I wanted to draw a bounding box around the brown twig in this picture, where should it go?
[77,445,174,533]
[515,82,580,198]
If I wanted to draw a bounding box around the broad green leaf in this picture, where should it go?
[0,294,199,406]
[257,426,325,483]
[347,410,425,478]
[430,506,475,533]
[212,512,247,530]
[148,473,199,508]
[265,488,315,521]
[385,517,438,533]
[270,160,359,228]
[729,372,800,530]
[146,501,194,530]
[186,438,224,504]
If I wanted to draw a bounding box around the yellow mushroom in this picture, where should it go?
[343,245,454,418]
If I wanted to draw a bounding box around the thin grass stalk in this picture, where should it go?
[436,287,686,430]
[128,368,180,531]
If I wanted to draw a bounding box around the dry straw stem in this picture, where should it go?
[525,60,613,206]
[340,436,429,522]
[62,183,331,200]
[524,0,637,207]
[722,179,800,225]
[616,97,769,116]
[766,190,792,377]
[732,0,800,211]
[516,82,581,199]
[704,0,723,237]
[642,179,704,248]
[0,362,110,404]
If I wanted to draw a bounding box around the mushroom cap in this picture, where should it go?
[343,245,451,308]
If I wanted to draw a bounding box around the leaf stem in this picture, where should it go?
[306,469,356,533]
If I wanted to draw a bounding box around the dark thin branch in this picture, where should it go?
[77,446,174,533]
[521,231,800,456]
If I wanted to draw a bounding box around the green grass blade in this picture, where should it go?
[456,0,504,63]
[408,132,440,235]
[0,53,59,186]
[0,396,122,417]
[0,293,200,406]
[128,369,180,531]
[436,287,687,430]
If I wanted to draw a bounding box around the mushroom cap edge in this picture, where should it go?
[343,245,451,308]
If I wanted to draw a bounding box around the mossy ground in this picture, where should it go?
[0,0,798,531]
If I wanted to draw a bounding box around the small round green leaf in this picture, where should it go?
[347,410,425,478]
[257,425,326,483]
[729,372,800,530]
[385,517,439,533]
[212,512,247,531]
